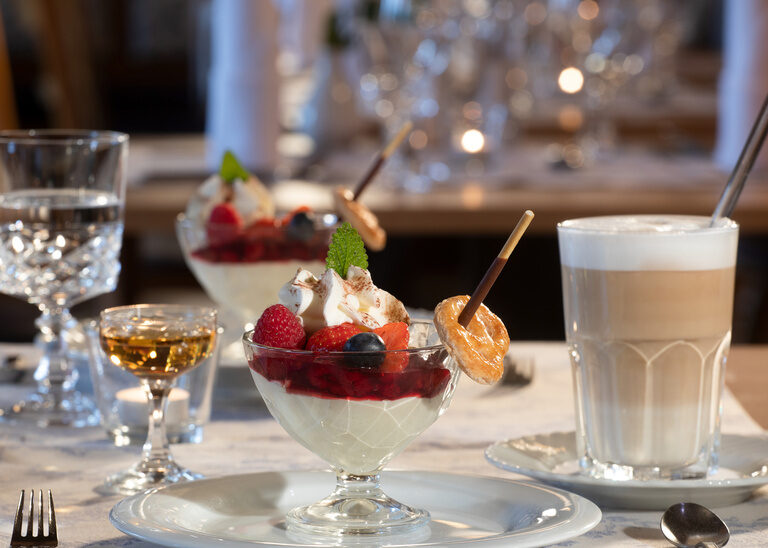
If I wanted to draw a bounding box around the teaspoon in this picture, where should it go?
[661,502,730,548]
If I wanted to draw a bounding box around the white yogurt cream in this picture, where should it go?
[251,372,451,475]
[187,257,326,322]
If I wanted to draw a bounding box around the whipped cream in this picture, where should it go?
[185,174,274,224]
[278,266,409,333]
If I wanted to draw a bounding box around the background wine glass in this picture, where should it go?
[98,304,217,496]
[0,130,128,427]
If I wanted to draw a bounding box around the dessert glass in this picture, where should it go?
[176,213,336,359]
[242,320,460,538]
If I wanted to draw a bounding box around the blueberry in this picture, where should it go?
[286,211,316,241]
[343,332,386,368]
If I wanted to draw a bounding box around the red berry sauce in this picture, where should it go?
[248,350,452,401]
[192,224,330,263]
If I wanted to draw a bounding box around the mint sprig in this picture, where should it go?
[219,150,251,183]
[326,223,368,277]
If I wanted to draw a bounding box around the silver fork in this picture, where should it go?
[11,489,58,547]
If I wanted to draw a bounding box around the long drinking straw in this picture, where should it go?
[711,93,768,225]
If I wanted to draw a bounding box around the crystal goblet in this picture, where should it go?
[98,304,217,495]
[0,130,128,427]
[242,320,459,538]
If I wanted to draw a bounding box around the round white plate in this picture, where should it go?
[110,470,601,547]
[486,432,768,510]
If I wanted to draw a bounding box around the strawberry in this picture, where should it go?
[252,304,306,349]
[374,322,410,372]
[306,323,361,352]
[207,203,243,245]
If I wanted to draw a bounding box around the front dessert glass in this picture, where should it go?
[98,304,217,495]
[176,213,336,359]
[0,130,128,427]
[558,215,738,480]
[242,320,459,538]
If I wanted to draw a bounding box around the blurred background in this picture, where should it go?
[1,0,767,344]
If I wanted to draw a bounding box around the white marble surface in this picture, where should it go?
[0,342,767,547]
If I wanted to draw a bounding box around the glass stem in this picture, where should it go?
[141,381,173,468]
[33,306,78,401]
[332,471,383,501]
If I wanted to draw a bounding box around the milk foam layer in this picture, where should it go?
[558,215,738,271]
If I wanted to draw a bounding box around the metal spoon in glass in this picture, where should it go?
[661,502,730,548]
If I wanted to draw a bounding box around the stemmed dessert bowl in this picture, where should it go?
[176,213,336,357]
[242,320,460,538]
[0,130,128,427]
[98,304,217,495]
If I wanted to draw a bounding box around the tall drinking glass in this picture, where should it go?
[99,304,217,495]
[558,215,738,480]
[0,130,128,427]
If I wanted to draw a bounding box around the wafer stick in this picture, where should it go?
[457,210,534,327]
[353,120,413,200]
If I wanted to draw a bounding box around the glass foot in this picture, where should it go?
[98,460,203,496]
[0,390,99,428]
[286,484,430,537]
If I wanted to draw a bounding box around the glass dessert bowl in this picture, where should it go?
[176,213,336,353]
[242,319,460,537]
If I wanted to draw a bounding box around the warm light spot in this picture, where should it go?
[55,234,66,247]
[558,67,584,94]
[460,129,485,153]
[558,105,584,132]
[149,350,157,359]
[460,183,484,210]
[577,0,599,20]
[524,2,547,25]
[110,354,121,366]
[409,129,428,150]
[11,236,24,253]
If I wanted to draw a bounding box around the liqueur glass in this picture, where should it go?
[242,320,460,538]
[98,304,217,495]
[0,130,128,427]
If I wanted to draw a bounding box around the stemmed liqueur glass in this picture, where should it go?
[99,304,217,495]
[0,130,128,427]
[243,320,459,538]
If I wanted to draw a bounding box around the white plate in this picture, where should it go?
[110,470,601,547]
[486,432,768,510]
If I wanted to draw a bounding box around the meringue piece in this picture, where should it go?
[185,174,275,225]
[278,266,409,333]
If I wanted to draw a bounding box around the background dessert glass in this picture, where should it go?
[98,304,217,495]
[0,130,128,427]
[242,320,460,538]
[558,215,738,481]
[176,213,336,360]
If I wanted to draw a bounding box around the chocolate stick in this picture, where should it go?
[353,120,414,200]
[457,210,534,328]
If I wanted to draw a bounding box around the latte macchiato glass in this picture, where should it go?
[558,215,738,481]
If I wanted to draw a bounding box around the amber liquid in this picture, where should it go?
[100,327,215,380]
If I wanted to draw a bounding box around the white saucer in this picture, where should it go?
[486,432,768,510]
[110,470,601,547]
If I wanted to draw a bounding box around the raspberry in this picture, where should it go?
[374,322,410,373]
[207,203,242,245]
[306,323,361,352]
[252,304,306,349]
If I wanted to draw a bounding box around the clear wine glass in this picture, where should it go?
[0,130,128,427]
[242,320,460,538]
[98,304,217,495]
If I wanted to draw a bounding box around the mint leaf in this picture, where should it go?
[326,222,368,277]
[219,150,250,183]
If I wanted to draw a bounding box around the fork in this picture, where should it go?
[11,489,57,547]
